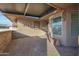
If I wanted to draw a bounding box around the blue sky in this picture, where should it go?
[0,13,12,26]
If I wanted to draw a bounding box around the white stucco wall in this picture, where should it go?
[48,10,78,47]
[48,12,67,46]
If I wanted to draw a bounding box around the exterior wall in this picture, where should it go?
[0,31,12,52]
[69,5,78,47]
[40,21,48,31]
[17,18,46,37]
[48,12,67,46]
[63,10,72,46]
[78,4,79,46]
[71,10,78,47]
[48,5,78,47]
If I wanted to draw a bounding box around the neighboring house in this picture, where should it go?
[0,24,10,28]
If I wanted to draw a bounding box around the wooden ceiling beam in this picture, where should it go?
[40,3,64,20]
[40,10,64,20]
[24,3,30,16]
[47,3,64,10]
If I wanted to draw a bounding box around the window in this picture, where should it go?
[0,13,12,28]
[52,17,62,35]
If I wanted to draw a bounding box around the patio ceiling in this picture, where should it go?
[0,3,56,17]
[0,3,76,21]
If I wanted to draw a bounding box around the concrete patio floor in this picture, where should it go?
[4,36,47,56]
[1,31,59,56]
[0,31,78,56]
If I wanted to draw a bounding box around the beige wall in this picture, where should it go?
[17,18,46,37]
[40,21,48,31]
[0,31,12,52]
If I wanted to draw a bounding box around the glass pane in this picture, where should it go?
[0,13,12,28]
[52,17,62,35]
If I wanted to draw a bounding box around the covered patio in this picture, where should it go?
[0,3,78,56]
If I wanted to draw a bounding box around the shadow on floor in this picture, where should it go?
[3,31,47,56]
[12,31,32,39]
[54,45,78,56]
